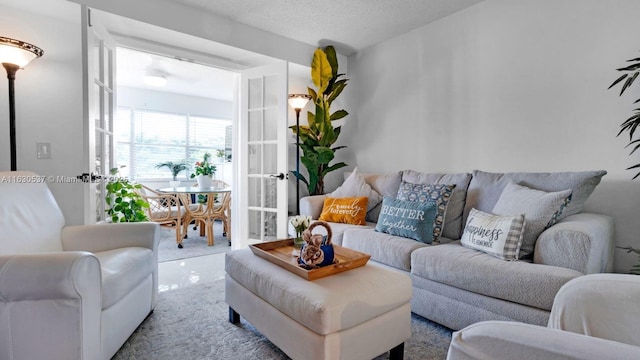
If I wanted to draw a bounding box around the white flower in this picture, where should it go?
[290,215,312,235]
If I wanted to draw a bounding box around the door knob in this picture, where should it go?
[269,173,286,180]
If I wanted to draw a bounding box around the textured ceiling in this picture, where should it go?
[171,0,485,55]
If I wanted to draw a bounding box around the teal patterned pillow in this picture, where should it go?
[375,197,437,243]
[396,182,456,241]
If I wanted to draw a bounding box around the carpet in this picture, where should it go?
[112,279,453,360]
[157,221,231,262]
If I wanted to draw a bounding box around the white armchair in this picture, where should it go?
[0,171,159,360]
[447,273,640,359]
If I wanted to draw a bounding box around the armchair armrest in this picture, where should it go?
[61,222,159,255]
[300,195,327,219]
[0,252,102,360]
[549,274,640,347]
[534,213,614,273]
[0,252,101,300]
[447,321,640,360]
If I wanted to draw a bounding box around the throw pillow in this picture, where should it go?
[464,169,605,224]
[375,196,437,244]
[401,170,473,240]
[491,181,572,259]
[319,197,368,225]
[396,181,456,242]
[460,208,526,261]
[343,170,403,223]
[330,167,382,212]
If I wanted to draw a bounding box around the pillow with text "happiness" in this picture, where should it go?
[375,197,437,243]
[460,208,526,261]
[319,197,368,225]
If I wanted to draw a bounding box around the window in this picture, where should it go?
[115,107,231,179]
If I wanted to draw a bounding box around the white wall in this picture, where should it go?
[346,0,640,273]
[0,2,86,225]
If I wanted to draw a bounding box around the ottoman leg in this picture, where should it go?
[229,307,240,324]
[389,342,404,360]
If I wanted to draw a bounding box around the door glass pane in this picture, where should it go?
[95,130,102,173]
[248,177,261,207]
[104,134,111,174]
[264,177,277,209]
[248,111,262,142]
[103,45,112,88]
[248,209,261,239]
[264,75,277,107]
[248,78,262,109]
[103,89,110,131]
[264,108,277,141]
[263,144,277,174]
[264,211,277,240]
[248,144,261,175]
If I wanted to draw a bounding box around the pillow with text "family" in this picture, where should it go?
[319,197,368,225]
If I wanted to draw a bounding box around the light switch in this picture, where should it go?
[37,142,51,159]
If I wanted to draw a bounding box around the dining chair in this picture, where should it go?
[137,185,189,247]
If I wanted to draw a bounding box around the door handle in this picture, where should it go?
[76,172,103,183]
[269,173,286,180]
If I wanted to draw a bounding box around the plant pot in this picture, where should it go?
[169,180,181,188]
[196,174,213,189]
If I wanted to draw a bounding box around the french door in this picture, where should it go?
[234,62,289,247]
[81,6,116,224]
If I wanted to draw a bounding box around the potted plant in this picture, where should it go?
[190,152,217,188]
[105,166,149,223]
[609,52,640,274]
[291,45,349,195]
[155,161,188,187]
[216,149,226,163]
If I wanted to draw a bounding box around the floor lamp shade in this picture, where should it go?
[288,94,311,215]
[0,36,44,171]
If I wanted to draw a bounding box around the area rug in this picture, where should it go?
[112,279,453,360]
[157,221,231,262]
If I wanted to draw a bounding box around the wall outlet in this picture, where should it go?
[37,142,51,159]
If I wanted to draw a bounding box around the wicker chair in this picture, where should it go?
[187,180,231,246]
[137,185,191,248]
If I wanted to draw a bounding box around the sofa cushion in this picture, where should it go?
[319,197,368,225]
[343,171,403,222]
[94,247,155,309]
[492,181,573,259]
[397,182,456,241]
[342,228,429,271]
[401,170,472,240]
[375,197,437,243]
[460,208,525,261]
[464,170,606,225]
[330,167,382,211]
[411,243,583,310]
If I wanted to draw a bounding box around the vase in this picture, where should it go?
[169,180,181,188]
[196,174,212,189]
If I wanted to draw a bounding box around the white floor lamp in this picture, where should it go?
[288,94,311,215]
[0,36,43,171]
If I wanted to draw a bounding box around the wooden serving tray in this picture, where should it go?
[249,238,371,281]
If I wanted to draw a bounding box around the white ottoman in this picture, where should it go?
[225,249,412,360]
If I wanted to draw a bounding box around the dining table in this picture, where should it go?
[158,185,231,247]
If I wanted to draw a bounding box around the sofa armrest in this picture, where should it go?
[0,252,102,360]
[549,274,640,347]
[447,321,640,360]
[300,195,327,219]
[61,222,160,255]
[534,213,614,273]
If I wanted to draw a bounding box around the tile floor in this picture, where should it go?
[158,252,227,293]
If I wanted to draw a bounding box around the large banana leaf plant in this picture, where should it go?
[291,45,349,195]
[609,53,640,179]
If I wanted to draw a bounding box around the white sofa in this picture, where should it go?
[300,169,615,330]
[447,274,640,359]
[0,171,159,360]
